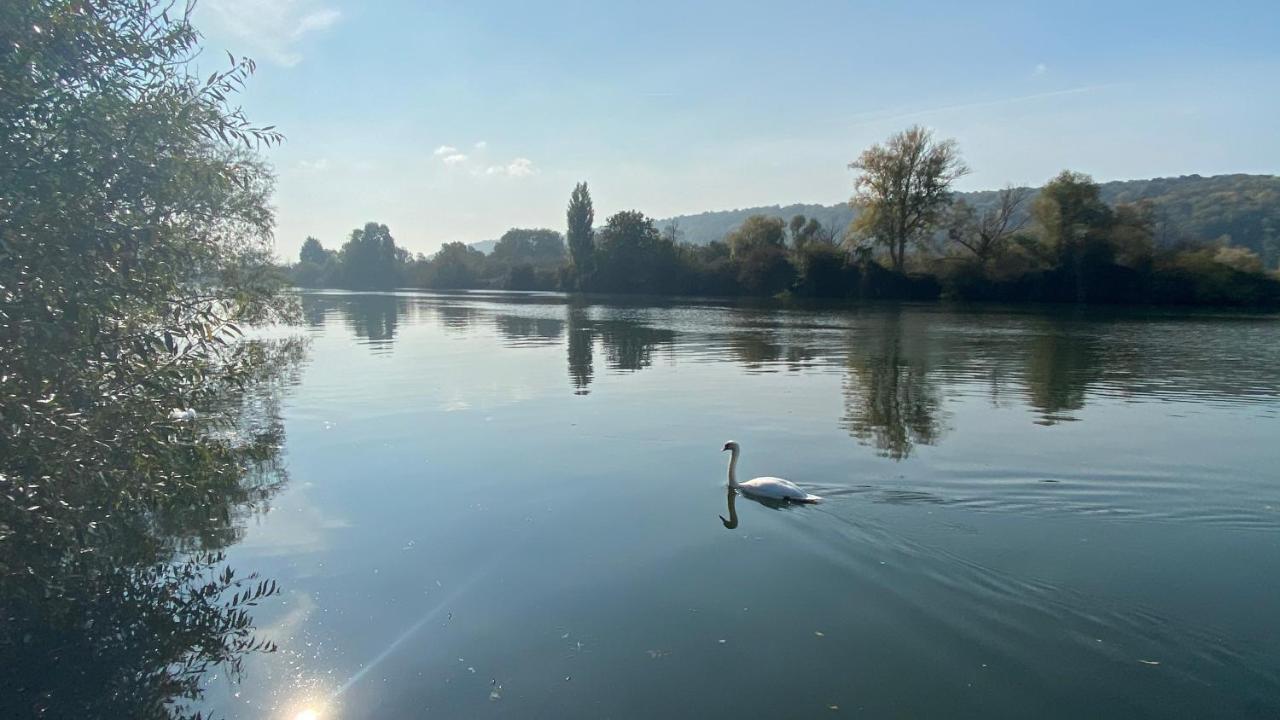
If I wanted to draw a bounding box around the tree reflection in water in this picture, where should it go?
[840,310,945,460]
[339,293,402,350]
[566,304,595,395]
[596,320,676,372]
[1024,317,1103,425]
[0,339,304,720]
[493,314,565,347]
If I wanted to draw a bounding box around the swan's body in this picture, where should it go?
[723,441,821,503]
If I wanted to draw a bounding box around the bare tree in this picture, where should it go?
[816,219,843,247]
[849,126,969,271]
[662,218,683,245]
[947,185,1031,261]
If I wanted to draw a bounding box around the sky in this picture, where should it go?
[191,0,1280,259]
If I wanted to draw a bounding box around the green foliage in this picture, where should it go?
[1033,171,1115,265]
[294,236,340,287]
[300,236,327,265]
[1109,202,1157,270]
[789,214,829,249]
[490,228,566,269]
[792,243,852,297]
[566,182,596,287]
[593,210,676,293]
[0,0,300,717]
[428,241,487,289]
[726,215,787,257]
[724,215,792,294]
[340,222,404,290]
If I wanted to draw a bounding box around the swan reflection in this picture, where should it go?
[720,487,738,529]
[719,486,800,530]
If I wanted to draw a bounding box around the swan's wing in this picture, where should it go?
[750,476,798,490]
[742,477,815,500]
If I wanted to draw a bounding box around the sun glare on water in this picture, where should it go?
[293,710,320,720]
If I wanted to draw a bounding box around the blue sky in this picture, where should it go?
[193,0,1280,258]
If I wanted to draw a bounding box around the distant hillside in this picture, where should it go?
[468,239,498,254]
[655,174,1280,263]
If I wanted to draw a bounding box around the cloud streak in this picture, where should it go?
[847,84,1121,129]
[201,0,341,67]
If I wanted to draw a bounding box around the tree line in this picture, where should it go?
[291,131,1280,307]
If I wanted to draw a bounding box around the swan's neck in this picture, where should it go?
[727,449,740,488]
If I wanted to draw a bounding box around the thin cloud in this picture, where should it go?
[201,0,341,67]
[299,157,329,172]
[293,8,340,38]
[1033,63,1048,76]
[435,143,536,177]
[485,157,536,177]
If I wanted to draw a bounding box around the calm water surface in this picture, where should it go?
[205,291,1280,718]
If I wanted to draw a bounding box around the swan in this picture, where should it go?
[723,441,821,503]
[168,408,198,422]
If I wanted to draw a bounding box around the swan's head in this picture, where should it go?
[722,441,739,453]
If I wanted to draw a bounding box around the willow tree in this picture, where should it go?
[1,1,296,716]
[849,126,969,271]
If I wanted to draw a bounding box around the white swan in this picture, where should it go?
[723,441,821,503]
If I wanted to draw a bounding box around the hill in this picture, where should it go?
[468,239,498,254]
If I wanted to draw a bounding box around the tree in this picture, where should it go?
[789,215,827,249]
[340,222,401,289]
[1032,171,1114,265]
[849,126,969,272]
[594,210,675,293]
[430,242,486,288]
[566,182,595,287]
[1,1,294,716]
[790,215,809,246]
[300,236,328,265]
[946,186,1031,262]
[490,228,566,268]
[663,218,684,245]
[725,215,793,294]
[1031,171,1115,300]
[295,237,339,287]
[726,215,787,258]
[1109,201,1156,269]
